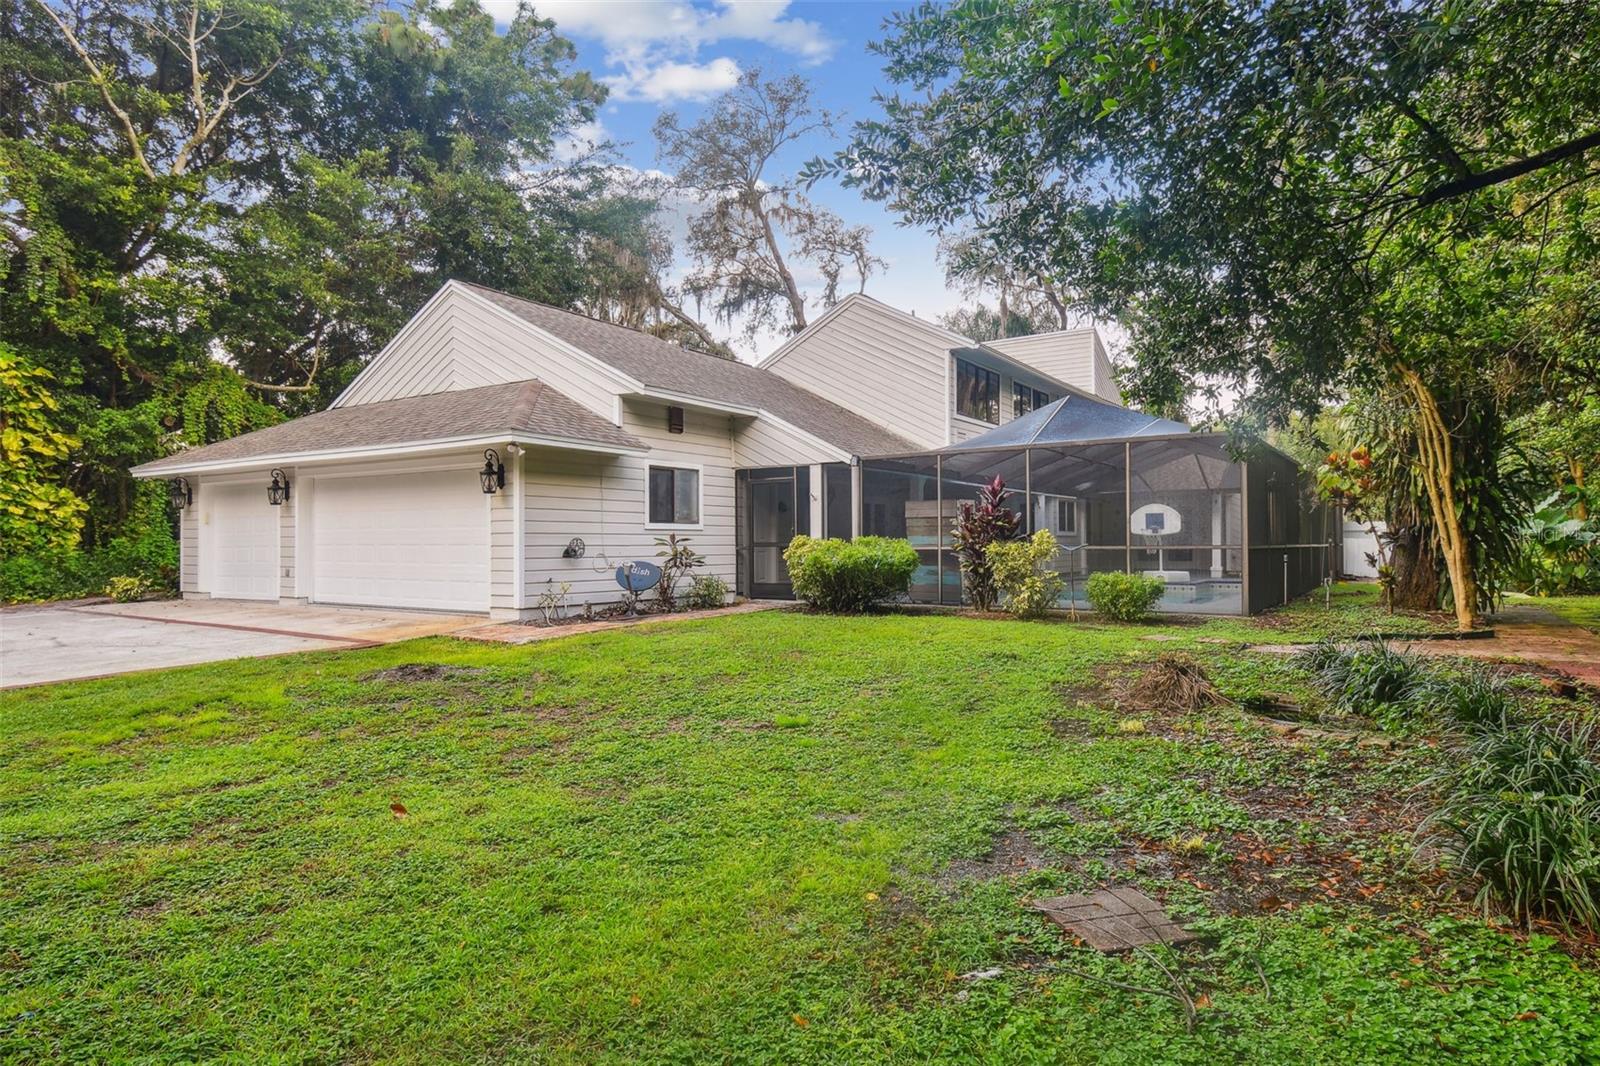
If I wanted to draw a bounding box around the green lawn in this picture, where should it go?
[3,594,1597,1063]
[1510,592,1600,634]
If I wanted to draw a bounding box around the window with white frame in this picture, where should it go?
[647,465,700,526]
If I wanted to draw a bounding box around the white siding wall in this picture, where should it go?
[761,299,952,449]
[985,332,1098,395]
[523,399,738,610]
[335,285,624,422]
[179,494,200,594]
[490,467,518,614]
[278,479,297,600]
[732,417,839,468]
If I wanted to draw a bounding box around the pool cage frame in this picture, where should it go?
[857,432,1338,616]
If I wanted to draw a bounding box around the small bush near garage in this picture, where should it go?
[683,574,728,610]
[1085,571,1164,622]
[986,530,1064,619]
[784,535,918,613]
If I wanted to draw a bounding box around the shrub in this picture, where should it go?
[784,535,918,613]
[986,530,1064,618]
[1420,718,1600,930]
[684,573,729,610]
[1085,571,1165,622]
[104,575,157,602]
[1,523,177,603]
[654,534,705,607]
[949,476,1019,611]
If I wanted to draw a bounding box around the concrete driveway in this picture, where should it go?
[1,599,484,689]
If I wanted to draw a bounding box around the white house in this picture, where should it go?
[133,281,1120,617]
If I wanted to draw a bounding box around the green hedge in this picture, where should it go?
[1085,571,1165,622]
[784,535,918,613]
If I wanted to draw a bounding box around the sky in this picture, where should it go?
[480,0,972,362]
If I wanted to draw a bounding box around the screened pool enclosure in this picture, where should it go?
[858,395,1336,615]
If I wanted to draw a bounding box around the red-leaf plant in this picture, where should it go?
[950,475,1020,611]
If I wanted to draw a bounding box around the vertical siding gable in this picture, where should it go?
[759,298,950,449]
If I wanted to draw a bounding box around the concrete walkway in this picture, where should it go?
[1251,603,1600,685]
[1394,603,1600,685]
[2,599,482,689]
[458,600,786,645]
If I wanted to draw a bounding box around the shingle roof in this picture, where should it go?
[132,379,647,474]
[459,283,921,457]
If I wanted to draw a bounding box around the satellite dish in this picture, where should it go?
[615,560,662,592]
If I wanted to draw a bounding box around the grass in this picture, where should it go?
[1511,593,1600,634]
[3,587,1598,1063]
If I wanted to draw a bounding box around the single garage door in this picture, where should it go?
[311,469,490,612]
[205,482,280,600]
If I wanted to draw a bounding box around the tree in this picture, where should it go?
[939,304,1049,343]
[1,0,623,555]
[813,0,1600,629]
[939,231,1081,335]
[655,70,883,342]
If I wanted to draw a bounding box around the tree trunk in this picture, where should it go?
[751,190,806,332]
[1399,367,1477,630]
[1386,525,1441,611]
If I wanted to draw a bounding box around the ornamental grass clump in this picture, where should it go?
[1420,717,1600,931]
[986,529,1064,619]
[1295,638,1423,722]
[1419,667,1522,734]
[784,535,918,614]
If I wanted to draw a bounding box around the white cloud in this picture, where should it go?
[494,1,836,64]
[551,118,610,162]
[603,56,742,103]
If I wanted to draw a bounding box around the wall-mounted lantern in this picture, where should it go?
[168,477,192,509]
[479,448,506,495]
[267,468,291,506]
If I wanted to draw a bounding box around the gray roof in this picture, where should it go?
[941,393,1191,453]
[461,283,921,457]
[132,379,647,474]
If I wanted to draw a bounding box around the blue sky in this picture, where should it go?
[483,0,967,359]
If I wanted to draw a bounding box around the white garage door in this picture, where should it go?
[205,482,280,601]
[311,469,490,612]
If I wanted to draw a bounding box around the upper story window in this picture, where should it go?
[955,358,1001,423]
[647,465,701,526]
[1014,383,1051,418]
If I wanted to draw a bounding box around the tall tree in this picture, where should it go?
[1,0,619,554]
[654,70,882,341]
[813,0,1600,628]
[939,232,1080,335]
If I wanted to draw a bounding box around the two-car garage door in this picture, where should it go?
[202,469,490,612]
[311,470,490,612]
